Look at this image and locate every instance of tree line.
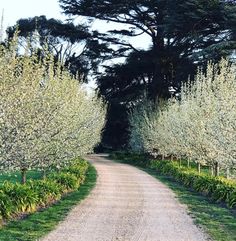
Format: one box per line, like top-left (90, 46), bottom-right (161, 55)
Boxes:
top-left (2, 0), bottom-right (236, 149)
top-left (0, 35), bottom-right (106, 183)
top-left (129, 59), bottom-right (236, 177)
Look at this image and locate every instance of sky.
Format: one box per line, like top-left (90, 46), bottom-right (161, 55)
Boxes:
top-left (0, 0), bottom-right (150, 47)
top-left (0, 0), bottom-right (151, 89)
top-left (1, 0), bottom-right (65, 30)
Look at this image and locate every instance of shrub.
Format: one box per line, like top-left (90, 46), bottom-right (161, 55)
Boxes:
top-left (0, 158), bottom-right (89, 223)
top-left (28, 180), bottom-right (62, 206)
top-left (150, 160), bottom-right (236, 208)
top-left (48, 173), bottom-right (79, 191)
top-left (62, 159), bottom-right (89, 182)
top-left (0, 190), bottom-right (14, 219)
top-left (1, 182), bottom-right (38, 214)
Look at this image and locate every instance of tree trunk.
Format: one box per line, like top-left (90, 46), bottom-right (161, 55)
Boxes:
top-left (179, 159), bottom-right (182, 167)
top-left (198, 163), bottom-right (201, 174)
top-left (214, 162), bottom-right (220, 177)
top-left (210, 165), bottom-right (214, 176)
top-left (21, 168), bottom-right (27, 184)
top-left (43, 169), bottom-right (46, 180)
top-left (226, 167), bottom-right (230, 179)
top-left (148, 41), bottom-right (167, 100)
top-left (162, 154), bottom-right (164, 160)
top-left (187, 158), bottom-right (190, 168)
top-left (170, 155), bottom-right (173, 162)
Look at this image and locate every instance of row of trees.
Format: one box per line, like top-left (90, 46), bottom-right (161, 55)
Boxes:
top-left (0, 36), bottom-right (106, 183)
top-left (2, 1), bottom-right (236, 149)
top-left (129, 59), bottom-right (236, 177)
top-left (59, 0), bottom-right (236, 148)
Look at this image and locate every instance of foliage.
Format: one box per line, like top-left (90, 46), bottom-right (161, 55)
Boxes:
top-left (0, 36), bottom-right (106, 181)
top-left (150, 160), bottom-right (236, 208)
top-left (60, 0), bottom-right (236, 149)
top-left (0, 164), bottom-right (97, 241)
top-left (6, 15), bottom-right (110, 80)
top-left (0, 158), bottom-right (88, 223)
top-left (128, 59), bottom-right (236, 176)
top-left (48, 173), bottom-right (79, 191)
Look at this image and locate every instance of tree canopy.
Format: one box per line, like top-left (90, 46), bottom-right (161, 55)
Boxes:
top-left (0, 36), bottom-right (106, 181)
top-left (59, 0), bottom-right (236, 148)
top-left (6, 15), bottom-right (111, 81)
top-left (60, 0), bottom-right (236, 95)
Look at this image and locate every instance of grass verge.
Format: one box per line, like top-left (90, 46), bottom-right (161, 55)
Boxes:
top-left (111, 155), bottom-right (236, 241)
top-left (0, 164), bottom-right (97, 241)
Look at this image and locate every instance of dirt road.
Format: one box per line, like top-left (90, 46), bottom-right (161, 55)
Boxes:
top-left (42, 154), bottom-right (208, 241)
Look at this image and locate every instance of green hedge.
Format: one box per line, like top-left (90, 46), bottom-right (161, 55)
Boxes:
top-left (0, 159), bottom-right (89, 224)
top-left (110, 152), bottom-right (236, 209)
top-left (150, 160), bottom-right (236, 208)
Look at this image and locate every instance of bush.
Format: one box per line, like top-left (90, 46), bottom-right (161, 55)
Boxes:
top-left (62, 159), bottom-right (89, 183)
top-left (150, 160), bottom-right (236, 208)
top-left (28, 180), bottom-right (62, 206)
top-left (48, 173), bottom-right (79, 191)
top-left (0, 190), bottom-right (14, 219)
top-left (0, 158), bottom-right (89, 223)
top-left (1, 182), bottom-right (38, 214)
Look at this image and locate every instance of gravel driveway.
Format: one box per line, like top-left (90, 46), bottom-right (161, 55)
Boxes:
top-left (42, 154), bottom-right (208, 241)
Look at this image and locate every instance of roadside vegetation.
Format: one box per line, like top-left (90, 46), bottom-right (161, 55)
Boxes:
top-left (0, 163), bottom-right (97, 241)
top-left (0, 159), bottom-right (88, 225)
top-left (0, 35), bottom-right (103, 239)
top-left (129, 59), bottom-right (236, 178)
top-left (111, 152), bottom-right (236, 241)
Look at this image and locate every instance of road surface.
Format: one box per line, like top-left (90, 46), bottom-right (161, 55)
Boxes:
top-left (42, 154), bottom-right (208, 241)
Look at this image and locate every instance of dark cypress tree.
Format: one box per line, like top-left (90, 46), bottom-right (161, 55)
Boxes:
top-left (60, 0), bottom-right (236, 149)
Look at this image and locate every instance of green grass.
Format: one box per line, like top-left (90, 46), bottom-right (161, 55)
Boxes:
top-left (0, 170), bottom-right (43, 184)
top-left (0, 164), bottom-right (97, 241)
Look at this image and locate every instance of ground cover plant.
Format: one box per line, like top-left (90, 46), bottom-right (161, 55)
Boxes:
top-left (0, 163), bottom-right (97, 241)
top-left (0, 158), bottom-right (89, 226)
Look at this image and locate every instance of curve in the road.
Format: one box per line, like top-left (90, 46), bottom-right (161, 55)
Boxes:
top-left (42, 154), bottom-right (208, 241)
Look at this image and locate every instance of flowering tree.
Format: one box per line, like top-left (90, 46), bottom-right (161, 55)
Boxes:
top-left (129, 59), bottom-right (236, 177)
top-left (0, 37), bottom-right (106, 183)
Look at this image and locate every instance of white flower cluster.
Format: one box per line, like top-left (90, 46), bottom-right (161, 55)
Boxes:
top-left (129, 59), bottom-right (236, 176)
top-left (0, 37), bottom-right (106, 172)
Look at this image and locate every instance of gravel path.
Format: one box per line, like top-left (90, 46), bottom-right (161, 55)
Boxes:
top-left (42, 154), bottom-right (208, 241)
